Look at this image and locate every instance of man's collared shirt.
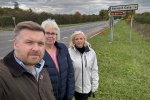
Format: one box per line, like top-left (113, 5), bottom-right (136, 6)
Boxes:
top-left (13, 52), bottom-right (45, 81)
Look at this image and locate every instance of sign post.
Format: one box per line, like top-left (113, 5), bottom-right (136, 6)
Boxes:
top-left (129, 10), bottom-right (133, 42)
top-left (12, 17), bottom-right (16, 26)
top-left (108, 4), bottom-right (138, 42)
top-left (109, 16), bottom-right (114, 43)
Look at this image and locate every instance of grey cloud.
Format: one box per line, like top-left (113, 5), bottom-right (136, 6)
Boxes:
top-left (0, 0), bottom-right (150, 14)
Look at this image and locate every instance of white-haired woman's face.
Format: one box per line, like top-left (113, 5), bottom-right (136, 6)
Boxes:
top-left (74, 33), bottom-right (85, 48)
top-left (44, 26), bottom-right (57, 46)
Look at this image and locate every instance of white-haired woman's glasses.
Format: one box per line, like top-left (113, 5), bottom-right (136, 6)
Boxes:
top-left (45, 32), bottom-right (57, 36)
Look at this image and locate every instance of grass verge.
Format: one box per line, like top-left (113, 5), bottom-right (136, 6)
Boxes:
top-left (0, 27), bottom-right (14, 31)
top-left (86, 20), bottom-right (150, 100)
top-left (132, 22), bottom-right (150, 39)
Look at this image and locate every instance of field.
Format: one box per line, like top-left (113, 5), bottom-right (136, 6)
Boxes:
top-left (85, 20), bottom-right (150, 100)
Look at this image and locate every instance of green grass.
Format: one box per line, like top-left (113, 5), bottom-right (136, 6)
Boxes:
top-left (85, 20), bottom-right (150, 100)
top-left (0, 27), bottom-right (14, 31)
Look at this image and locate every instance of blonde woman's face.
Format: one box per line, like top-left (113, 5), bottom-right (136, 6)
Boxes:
top-left (74, 33), bottom-right (85, 48)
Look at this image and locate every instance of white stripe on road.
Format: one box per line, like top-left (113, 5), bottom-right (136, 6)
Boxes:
top-left (62, 37), bottom-right (68, 39)
top-left (89, 32), bottom-right (100, 39)
top-left (61, 28), bottom-right (75, 32)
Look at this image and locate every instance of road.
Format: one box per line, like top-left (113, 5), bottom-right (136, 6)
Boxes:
top-left (0, 20), bottom-right (119, 59)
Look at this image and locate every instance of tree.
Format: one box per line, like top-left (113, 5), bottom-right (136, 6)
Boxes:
top-left (29, 8), bottom-right (32, 12)
top-left (82, 14), bottom-right (87, 23)
top-left (75, 11), bottom-right (82, 23)
top-left (0, 8), bottom-right (4, 16)
top-left (122, 10), bottom-right (136, 20)
top-left (99, 9), bottom-right (109, 20)
top-left (99, 10), bottom-right (105, 19)
top-left (14, 2), bottom-right (19, 10)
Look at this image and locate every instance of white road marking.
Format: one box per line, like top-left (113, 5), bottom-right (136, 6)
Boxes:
top-left (80, 26), bottom-right (88, 28)
top-left (61, 28), bottom-right (75, 32)
top-left (89, 27), bottom-right (103, 39)
top-left (62, 37), bottom-right (68, 39)
top-left (89, 32), bottom-right (100, 39)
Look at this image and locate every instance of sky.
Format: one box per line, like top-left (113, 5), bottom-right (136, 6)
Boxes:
top-left (0, 0), bottom-right (150, 15)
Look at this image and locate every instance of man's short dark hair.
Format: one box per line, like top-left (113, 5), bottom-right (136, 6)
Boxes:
top-left (14, 21), bottom-right (45, 40)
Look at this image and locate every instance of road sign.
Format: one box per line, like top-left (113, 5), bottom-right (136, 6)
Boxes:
top-left (12, 17), bottom-right (16, 26)
top-left (108, 4), bottom-right (138, 12)
top-left (109, 11), bottom-right (126, 16)
top-left (12, 17), bottom-right (15, 21)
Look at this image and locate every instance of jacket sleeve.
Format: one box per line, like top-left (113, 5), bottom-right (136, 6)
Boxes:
top-left (64, 45), bottom-right (75, 100)
top-left (0, 77), bottom-right (5, 100)
top-left (91, 50), bottom-right (99, 93)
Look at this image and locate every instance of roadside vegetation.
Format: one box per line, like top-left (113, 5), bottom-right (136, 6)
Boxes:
top-left (0, 27), bottom-right (14, 31)
top-left (126, 12), bottom-right (150, 39)
top-left (132, 22), bottom-right (150, 39)
top-left (86, 20), bottom-right (150, 100)
top-left (0, 2), bottom-right (102, 27)
top-left (134, 12), bottom-right (150, 24)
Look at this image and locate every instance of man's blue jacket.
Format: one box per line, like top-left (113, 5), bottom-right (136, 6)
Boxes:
top-left (43, 42), bottom-right (75, 100)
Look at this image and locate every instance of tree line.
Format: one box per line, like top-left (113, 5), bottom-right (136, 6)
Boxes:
top-left (133, 12), bottom-right (150, 24)
top-left (0, 7), bottom-right (102, 27)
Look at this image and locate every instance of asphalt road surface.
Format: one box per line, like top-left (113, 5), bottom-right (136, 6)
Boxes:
top-left (0, 20), bottom-right (119, 59)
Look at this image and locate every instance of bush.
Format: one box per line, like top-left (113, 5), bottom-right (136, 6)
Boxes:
top-left (134, 15), bottom-right (150, 24)
top-left (0, 16), bottom-right (14, 27)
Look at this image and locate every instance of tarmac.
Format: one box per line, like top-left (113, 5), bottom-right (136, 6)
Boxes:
top-left (0, 26), bottom-right (109, 60)
top-left (59, 26), bottom-right (110, 47)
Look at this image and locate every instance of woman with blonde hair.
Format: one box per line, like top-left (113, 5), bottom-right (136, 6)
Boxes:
top-left (68, 31), bottom-right (99, 100)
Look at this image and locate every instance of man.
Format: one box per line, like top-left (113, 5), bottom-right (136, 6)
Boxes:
top-left (0, 21), bottom-right (56, 100)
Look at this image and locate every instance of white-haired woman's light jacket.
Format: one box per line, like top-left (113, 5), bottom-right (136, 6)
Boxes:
top-left (68, 45), bottom-right (99, 93)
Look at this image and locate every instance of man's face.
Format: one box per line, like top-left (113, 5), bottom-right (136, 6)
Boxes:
top-left (14, 29), bottom-right (45, 68)
top-left (44, 26), bottom-right (57, 45)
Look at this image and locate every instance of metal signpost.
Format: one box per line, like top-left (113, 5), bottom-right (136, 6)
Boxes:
top-left (109, 11), bottom-right (126, 43)
top-left (109, 16), bottom-right (114, 43)
top-left (12, 17), bottom-right (16, 26)
top-left (108, 4), bottom-right (138, 42)
top-left (129, 10), bottom-right (133, 42)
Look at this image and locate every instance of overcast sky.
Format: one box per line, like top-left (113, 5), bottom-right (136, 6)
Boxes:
top-left (0, 0), bottom-right (150, 15)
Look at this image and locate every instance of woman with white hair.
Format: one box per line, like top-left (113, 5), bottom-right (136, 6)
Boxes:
top-left (68, 31), bottom-right (99, 100)
top-left (41, 19), bottom-right (75, 100)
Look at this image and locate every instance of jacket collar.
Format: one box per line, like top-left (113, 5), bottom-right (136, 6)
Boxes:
top-left (84, 46), bottom-right (90, 52)
top-left (54, 41), bottom-right (61, 50)
top-left (3, 50), bottom-right (48, 76)
top-left (44, 41), bottom-right (62, 60)
top-left (72, 45), bottom-right (90, 53)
